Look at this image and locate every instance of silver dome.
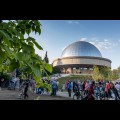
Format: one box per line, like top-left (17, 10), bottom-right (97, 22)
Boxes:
top-left (61, 41), bottom-right (102, 58)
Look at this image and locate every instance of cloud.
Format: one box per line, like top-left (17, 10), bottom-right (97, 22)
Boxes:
top-left (79, 38), bottom-right (87, 41)
top-left (104, 39), bottom-right (108, 42)
top-left (74, 21), bottom-right (79, 24)
top-left (67, 20), bottom-right (79, 24)
top-left (89, 39), bottom-right (116, 52)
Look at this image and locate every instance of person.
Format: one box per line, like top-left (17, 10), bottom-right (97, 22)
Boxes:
top-left (23, 79), bottom-right (29, 99)
top-left (31, 80), bottom-right (36, 92)
top-left (11, 76), bottom-right (17, 90)
top-left (108, 82), bottom-right (120, 100)
top-left (73, 81), bottom-right (76, 92)
top-left (105, 81), bottom-right (110, 100)
top-left (52, 79), bottom-right (57, 96)
top-left (67, 81), bottom-right (72, 97)
top-left (77, 80), bottom-right (81, 91)
top-left (82, 81), bottom-right (86, 94)
top-left (65, 80), bottom-right (69, 90)
top-left (115, 82), bottom-right (120, 94)
top-left (62, 84), bottom-right (65, 92)
top-left (98, 82), bottom-right (105, 100)
top-left (93, 83), bottom-right (99, 100)
top-left (87, 81), bottom-right (96, 100)
top-left (85, 81), bottom-right (89, 95)
top-left (56, 80), bottom-right (59, 91)
top-left (0, 78), bottom-right (4, 90)
top-left (19, 78), bottom-right (23, 91)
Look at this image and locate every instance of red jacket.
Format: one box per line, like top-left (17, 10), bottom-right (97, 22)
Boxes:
top-left (87, 85), bottom-right (95, 100)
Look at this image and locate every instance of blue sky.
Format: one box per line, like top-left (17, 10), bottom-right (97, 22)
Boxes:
top-left (29, 20), bottom-right (120, 70)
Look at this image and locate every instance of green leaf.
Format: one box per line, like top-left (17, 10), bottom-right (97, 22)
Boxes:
top-left (28, 37), bottom-right (43, 50)
top-left (23, 66), bottom-right (32, 74)
top-left (21, 42), bottom-right (35, 54)
top-left (36, 26), bottom-right (41, 35)
top-left (34, 20), bottom-right (40, 26)
top-left (9, 61), bottom-right (20, 72)
top-left (28, 42), bottom-right (34, 47)
top-left (0, 50), bottom-right (7, 62)
top-left (20, 34), bottom-right (24, 39)
top-left (0, 30), bottom-right (13, 41)
top-left (26, 62), bottom-right (41, 78)
top-left (34, 76), bottom-right (42, 84)
top-left (15, 52), bottom-right (30, 61)
top-left (45, 63), bottom-right (52, 73)
top-left (0, 45), bottom-right (11, 55)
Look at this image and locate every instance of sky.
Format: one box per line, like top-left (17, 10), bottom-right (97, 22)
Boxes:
top-left (28, 20), bottom-right (120, 70)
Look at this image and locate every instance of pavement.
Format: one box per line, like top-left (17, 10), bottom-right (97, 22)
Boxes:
top-left (0, 88), bottom-right (73, 100)
top-left (43, 91), bottom-right (80, 100)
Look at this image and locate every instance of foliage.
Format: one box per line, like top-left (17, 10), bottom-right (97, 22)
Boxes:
top-left (92, 65), bottom-right (100, 81)
top-left (0, 20), bottom-right (52, 85)
top-left (44, 51), bottom-right (49, 63)
top-left (111, 69), bottom-right (119, 80)
top-left (99, 66), bottom-right (111, 81)
top-left (0, 72), bottom-right (12, 81)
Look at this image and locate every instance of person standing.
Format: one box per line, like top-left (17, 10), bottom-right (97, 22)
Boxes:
top-left (52, 79), bottom-right (57, 96)
top-left (105, 81), bottom-right (110, 100)
top-left (73, 81), bottom-right (76, 93)
top-left (56, 80), bottom-right (59, 91)
top-left (62, 84), bottom-right (65, 92)
top-left (115, 82), bottom-right (120, 94)
top-left (67, 81), bottom-right (72, 97)
top-left (0, 78), bottom-right (4, 90)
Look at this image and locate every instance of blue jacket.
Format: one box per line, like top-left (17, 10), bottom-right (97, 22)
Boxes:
top-left (52, 81), bottom-right (57, 89)
top-left (68, 82), bottom-right (72, 90)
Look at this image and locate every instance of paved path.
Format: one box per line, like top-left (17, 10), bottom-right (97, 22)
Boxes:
top-left (0, 89), bottom-right (73, 100)
top-left (56, 91), bottom-right (74, 99)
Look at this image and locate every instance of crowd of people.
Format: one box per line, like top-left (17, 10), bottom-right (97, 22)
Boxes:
top-left (1, 74), bottom-right (120, 100)
top-left (64, 80), bottom-right (120, 100)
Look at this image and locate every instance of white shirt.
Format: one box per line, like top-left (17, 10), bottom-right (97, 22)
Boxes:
top-left (115, 84), bottom-right (120, 91)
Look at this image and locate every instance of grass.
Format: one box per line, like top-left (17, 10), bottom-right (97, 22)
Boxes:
top-left (57, 75), bottom-right (92, 89)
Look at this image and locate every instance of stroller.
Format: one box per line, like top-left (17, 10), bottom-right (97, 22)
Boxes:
top-left (8, 80), bottom-right (16, 90)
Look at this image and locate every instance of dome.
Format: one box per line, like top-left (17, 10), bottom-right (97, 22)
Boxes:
top-left (61, 41), bottom-right (102, 58)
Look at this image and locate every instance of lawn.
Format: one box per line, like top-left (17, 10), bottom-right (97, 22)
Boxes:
top-left (57, 75), bottom-right (92, 89)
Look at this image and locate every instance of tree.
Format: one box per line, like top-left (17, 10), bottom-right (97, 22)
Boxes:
top-left (99, 66), bottom-right (111, 81)
top-left (117, 66), bottom-right (120, 77)
top-left (0, 20), bottom-right (52, 89)
top-left (92, 65), bottom-right (100, 81)
top-left (111, 69), bottom-right (119, 80)
top-left (44, 51), bottom-right (49, 63)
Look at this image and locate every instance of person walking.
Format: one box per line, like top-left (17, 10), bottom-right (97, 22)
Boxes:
top-left (87, 81), bottom-right (96, 100)
top-left (108, 82), bottom-right (120, 100)
top-left (23, 79), bottom-right (29, 99)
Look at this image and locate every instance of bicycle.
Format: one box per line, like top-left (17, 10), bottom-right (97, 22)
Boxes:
top-left (73, 90), bottom-right (83, 100)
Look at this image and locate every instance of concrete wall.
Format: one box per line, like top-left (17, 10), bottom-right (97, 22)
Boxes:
top-left (53, 56), bottom-right (111, 68)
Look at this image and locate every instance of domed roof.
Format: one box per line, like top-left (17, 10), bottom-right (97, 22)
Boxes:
top-left (61, 41), bottom-right (102, 58)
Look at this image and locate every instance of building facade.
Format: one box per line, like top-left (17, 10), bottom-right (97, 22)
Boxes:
top-left (52, 41), bottom-right (111, 74)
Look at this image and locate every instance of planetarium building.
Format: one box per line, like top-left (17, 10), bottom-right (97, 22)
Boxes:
top-left (52, 41), bottom-right (111, 74)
